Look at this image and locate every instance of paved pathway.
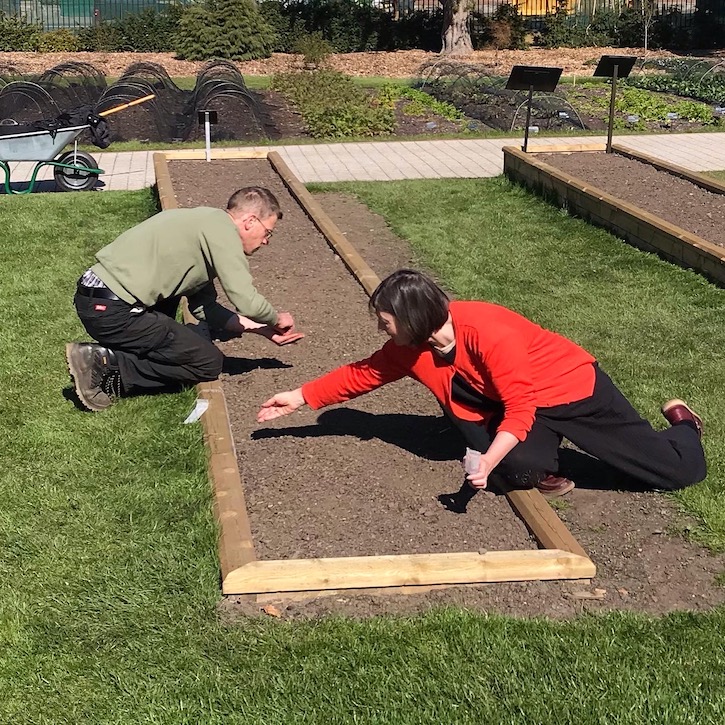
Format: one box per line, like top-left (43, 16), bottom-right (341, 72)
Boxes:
top-left (6, 132), bottom-right (725, 191)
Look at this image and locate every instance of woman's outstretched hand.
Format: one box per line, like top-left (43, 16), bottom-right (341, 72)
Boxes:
top-left (257, 388), bottom-right (306, 422)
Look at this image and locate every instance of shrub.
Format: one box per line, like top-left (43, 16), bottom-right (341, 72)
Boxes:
top-left (77, 23), bottom-right (123, 51)
top-left (272, 70), bottom-right (395, 138)
top-left (294, 31), bottom-right (334, 69)
top-left (0, 12), bottom-right (40, 51)
top-left (470, 3), bottom-right (527, 50)
top-left (35, 28), bottom-right (81, 53)
top-left (259, 0), bottom-right (294, 52)
top-left (260, 0), bottom-right (442, 53)
top-left (175, 0), bottom-right (274, 61)
top-left (112, 6), bottom-right (183, 52)
top-left (377, 84), bottom-right (464, 121)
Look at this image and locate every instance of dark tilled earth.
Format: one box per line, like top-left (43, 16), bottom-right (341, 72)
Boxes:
top-left (168, 158), bottom-right (724, 620)
top-left (539, 151), bottom-right (725, 248)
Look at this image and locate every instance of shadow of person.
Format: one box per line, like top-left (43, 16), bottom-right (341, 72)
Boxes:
top-left (437, 480), bottom-right (481, 514)
top-left (252, 407), bottom-right (466, 462)
top-left (222, 356), bottom-right (292, 376)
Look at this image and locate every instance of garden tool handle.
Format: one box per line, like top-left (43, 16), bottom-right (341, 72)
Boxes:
top-left (99, 94), bottom-right (156, 117)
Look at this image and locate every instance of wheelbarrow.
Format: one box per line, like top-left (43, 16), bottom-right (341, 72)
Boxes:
top-left (0, 94), bottom-right (155, 195)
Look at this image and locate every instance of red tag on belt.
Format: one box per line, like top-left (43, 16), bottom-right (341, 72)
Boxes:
top-left (94, 304), bottom-right (107, 311)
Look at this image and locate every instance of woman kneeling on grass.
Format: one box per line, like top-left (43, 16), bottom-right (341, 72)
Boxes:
top-left (257, 269), bottom-right (706, 498)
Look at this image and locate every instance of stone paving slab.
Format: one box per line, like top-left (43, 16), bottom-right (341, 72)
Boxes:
top-left (3, 133), bottom-right (725, 193)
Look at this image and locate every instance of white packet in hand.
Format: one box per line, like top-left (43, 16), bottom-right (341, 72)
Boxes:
top-left (463, 447), bottom-right (481, 475)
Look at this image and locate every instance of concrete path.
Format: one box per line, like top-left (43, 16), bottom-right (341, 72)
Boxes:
top-left (5, 132), bottom-right (725, 191)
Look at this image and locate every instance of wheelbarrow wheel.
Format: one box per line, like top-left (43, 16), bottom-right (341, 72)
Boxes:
top-left (54, 150), bottom-right (99, 192)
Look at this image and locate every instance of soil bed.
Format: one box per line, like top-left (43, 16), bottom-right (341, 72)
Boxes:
top-left (168, 157), bottom-right (724, 620)
top-left (539, 151), bottom-right (725, 247)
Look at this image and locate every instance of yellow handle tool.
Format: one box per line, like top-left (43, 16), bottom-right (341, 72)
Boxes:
top-left (98, 94), bottom-right (156, 117)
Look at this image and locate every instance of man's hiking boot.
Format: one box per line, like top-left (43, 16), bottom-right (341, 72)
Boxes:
top-left (661, 399), bottom-right (703, 440)
top-left (535, 475), bottom-right (575, 499)
top-left (66, 342), bottom-right (123, 412)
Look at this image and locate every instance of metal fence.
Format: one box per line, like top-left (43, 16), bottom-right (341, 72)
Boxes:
top-left (0, 0), bottom-right (182, 30)
top-left (0, 0), bottom-right (718, 35)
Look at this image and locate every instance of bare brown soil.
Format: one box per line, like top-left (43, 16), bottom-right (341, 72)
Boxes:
top-left (539, 152), bottom-right (725, 248)
top-left (0, 47), bottom-right (680, 79)
top-left (167, 157), bottom-right (725, 620)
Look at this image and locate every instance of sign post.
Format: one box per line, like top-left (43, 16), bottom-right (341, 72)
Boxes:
top-left (593, 55), bottom-right (637, 153)
top-left (505, 66), bottom-right (563, 153)
top-left (197, 110), bottom-right (219, 162)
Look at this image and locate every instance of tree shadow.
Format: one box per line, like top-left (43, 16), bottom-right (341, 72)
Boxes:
top-left (252, 407), bottom-right (466, 462)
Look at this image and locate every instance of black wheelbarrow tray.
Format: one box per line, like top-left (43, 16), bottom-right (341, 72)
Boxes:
top-left (0, 93), bottom-right (155, 195)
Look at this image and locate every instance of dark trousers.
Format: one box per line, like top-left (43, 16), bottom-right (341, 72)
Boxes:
top-left (445, 366), bottom-right (706, 491)
top-left (74, 292), bottom-right (223, 393)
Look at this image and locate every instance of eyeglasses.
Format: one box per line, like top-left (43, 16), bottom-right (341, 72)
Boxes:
top-left (254, 216), bottom-right (274, 240)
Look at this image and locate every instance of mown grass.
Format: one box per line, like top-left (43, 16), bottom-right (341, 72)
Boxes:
top-left (706, 169), bottom-right (725, 182)
top-left (1, 187), bottom-right (724, 724)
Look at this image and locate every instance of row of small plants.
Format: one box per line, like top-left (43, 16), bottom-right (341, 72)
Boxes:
top-left (565, 81), bottom-right (723, 128)
top-left (377, 85), bottom-right (464, 122)
top-left (270, 70), bottom-right (464, 138)
top-left (625, 75), bottom-right (725, 108)
top-left (612, 86), bottom-right (721, 127)
top-left (271, 70), bottom-right (396, 138)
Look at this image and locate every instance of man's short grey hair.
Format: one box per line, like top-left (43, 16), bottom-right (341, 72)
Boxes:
top-left (227, 187), bottom-right (283, 219)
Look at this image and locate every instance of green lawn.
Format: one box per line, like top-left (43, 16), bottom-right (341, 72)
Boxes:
top-left (706, 169), bottom-right (725, 182)
top-left (1, 186), bottom-right (724, 724)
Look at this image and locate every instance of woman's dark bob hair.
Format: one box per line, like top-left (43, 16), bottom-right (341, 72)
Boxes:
top-left (369, 269), bottom-right (450, 346)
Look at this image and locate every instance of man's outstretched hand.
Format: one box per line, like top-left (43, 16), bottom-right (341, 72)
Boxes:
top-left (230, 313), bottom-right (305, 346)
top-left (257, 388), bottom-right (306, 422)
top-left (257, 326), bottom-right (305, 346)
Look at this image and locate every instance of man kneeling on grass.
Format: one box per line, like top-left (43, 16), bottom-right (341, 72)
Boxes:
top-left (66, 186), bottom-right (303, 412)
top-left (257, 269), bottom-right (706, 499)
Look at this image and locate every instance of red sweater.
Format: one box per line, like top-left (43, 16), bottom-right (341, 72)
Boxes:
top-left (302, 301), bottom-right (596, 441)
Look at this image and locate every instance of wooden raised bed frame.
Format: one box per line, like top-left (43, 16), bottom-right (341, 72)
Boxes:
top-left (503, 143), bottom-right (725, 286)
top-left (153, 149), bottom-right (596, 600)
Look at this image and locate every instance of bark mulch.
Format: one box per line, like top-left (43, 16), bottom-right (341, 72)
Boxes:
top-left (168, 157), bottom-right (725, 620)
top-left (0, 48), bottom-right (681, 79)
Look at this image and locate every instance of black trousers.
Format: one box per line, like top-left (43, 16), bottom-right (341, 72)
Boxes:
top-left (74, 292), bottom-right (223, 393)
top-left (445, 365), bottom-right (706, 491)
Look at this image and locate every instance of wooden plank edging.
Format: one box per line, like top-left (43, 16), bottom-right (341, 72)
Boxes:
top-left (160, 148), bottom-right (269, 160)
top-left (611, 143), bottom-right (725, 195)
top-left (524, 143), bottom-right (607, 153)
top-left (154, 149), bottom-right (596, 598)
top-left (155, 151), bottom-right (257, 584)
top-left (268, 151), bottom-right (381, 297)
top-left (223, 549), bottom-right (596, 595)
top-left (503, 146), bottom-right (725, 285)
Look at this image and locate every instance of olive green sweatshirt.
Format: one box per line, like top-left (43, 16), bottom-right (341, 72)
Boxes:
top-left (91, 207), bottom-right (277, 329)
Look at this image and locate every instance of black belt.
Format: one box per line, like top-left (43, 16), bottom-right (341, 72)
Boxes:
top-left (76, 284), bottom-right (121, 301)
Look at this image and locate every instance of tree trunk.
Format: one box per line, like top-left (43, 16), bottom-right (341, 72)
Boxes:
top-left (441, 0), bottom-right (473, 55)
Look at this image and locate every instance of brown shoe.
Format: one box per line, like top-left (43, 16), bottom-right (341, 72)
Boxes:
top-left (66, 342), bottom-right (122, 412)
top-left (661, 399), bottom-right (703, 439)
top-left (535, 475), bottom-right (575, 499)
